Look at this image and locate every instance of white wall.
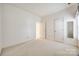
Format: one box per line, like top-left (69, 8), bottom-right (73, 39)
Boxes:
top-left (42, 5), bottom-right (77, 46)
top-left (2, 4), bottom-right (41, 48)
top-left (77, 13), bottom-right (79, 47)
top-left (0, 4), bottom-right (2, 54)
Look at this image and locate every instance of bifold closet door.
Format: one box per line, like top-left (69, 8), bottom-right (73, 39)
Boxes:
top-left (54, 19), bottom-right (64, 43)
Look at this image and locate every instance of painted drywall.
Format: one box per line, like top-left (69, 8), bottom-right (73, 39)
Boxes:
top-left (42, 5), bottom-right (77, 46)
top-left (75, 11), bottom-right (79, 47)
top-left (2, 4), bottom-right (41, 48)
top-left (77, 14), bottom-right (79, 47)
top-left (0, 4), bottom-right (2, 54)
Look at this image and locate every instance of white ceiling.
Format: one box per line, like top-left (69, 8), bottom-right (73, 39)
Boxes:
top-left (11, 3), bottom-right (76, 17)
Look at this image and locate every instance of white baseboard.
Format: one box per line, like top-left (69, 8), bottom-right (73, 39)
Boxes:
top-left (2, 38), bottom-right (35, 49)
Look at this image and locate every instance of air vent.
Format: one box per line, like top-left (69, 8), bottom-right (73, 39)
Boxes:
top-left (68, 3), bottom-right (71, 5)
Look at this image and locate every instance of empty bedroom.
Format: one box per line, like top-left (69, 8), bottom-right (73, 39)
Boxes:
top-left (0, 3), bottom-right (79, 56)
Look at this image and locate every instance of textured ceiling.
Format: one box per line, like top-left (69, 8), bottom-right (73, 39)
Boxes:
top-left (10, 3), bottom-right (76, 17)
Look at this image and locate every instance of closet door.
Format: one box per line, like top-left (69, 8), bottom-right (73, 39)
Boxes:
top-left (54, 18), bottom-right (64, 43)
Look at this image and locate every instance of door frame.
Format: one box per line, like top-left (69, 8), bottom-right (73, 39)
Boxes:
top-left (64, 17), bottom-right (78, 46)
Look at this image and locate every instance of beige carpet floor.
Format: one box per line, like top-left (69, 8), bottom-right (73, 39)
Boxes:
top-left (1, 40), bottom-right (79, 56)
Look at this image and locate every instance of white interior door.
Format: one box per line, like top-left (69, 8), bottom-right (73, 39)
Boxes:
top-left (54, 19), bottom-right (64, 42)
